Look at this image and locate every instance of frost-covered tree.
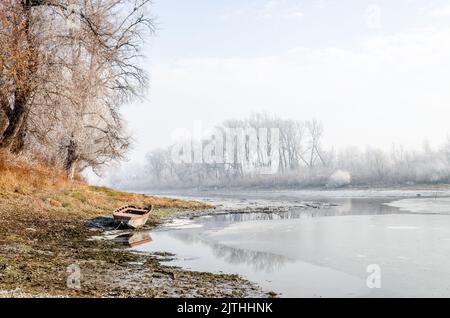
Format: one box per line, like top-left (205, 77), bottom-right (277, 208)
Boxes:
top-left (0, 0), bottom-right (153, 178)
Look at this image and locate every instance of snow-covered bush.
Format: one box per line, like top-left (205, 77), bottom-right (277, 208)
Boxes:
top-left (327, 170), bottom-right (351, 187)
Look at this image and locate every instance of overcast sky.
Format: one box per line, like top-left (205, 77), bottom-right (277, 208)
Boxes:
top-left (95, 0), bottom-right (450, 181)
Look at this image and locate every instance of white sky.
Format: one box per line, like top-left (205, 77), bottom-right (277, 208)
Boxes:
top-left (94, 0), bottom-right (450, 181)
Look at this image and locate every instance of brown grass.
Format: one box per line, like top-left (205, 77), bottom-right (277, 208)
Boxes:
top-left (0, 150), bottom-right (70, 197)
top-left (0, 151), bottom-right (210, 247)
top-left (0, 151), bottom-right (221, 297)
top-left (0, 150), bottom-right (209, 217)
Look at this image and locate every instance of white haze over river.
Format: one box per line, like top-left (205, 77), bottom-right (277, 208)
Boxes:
top-left (133, 188), bottom-right (450, 297)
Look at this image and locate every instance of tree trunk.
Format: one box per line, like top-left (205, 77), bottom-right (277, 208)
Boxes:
top-left (0, 93), bottom-right (29, 150)
top-left (0, 3), bottom-right (35, 152)
top-left (68, 160), bottom-right (78, 181)
top-left (64, 139), bottom-right (79, 181)
top-left (0, 107), bottom-right (8, 137)
top-left (10, 115), bottom-right (28, 154)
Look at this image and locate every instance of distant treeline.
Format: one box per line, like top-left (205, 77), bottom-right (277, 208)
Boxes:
top-left (109, 113), bottom-right (450, 190)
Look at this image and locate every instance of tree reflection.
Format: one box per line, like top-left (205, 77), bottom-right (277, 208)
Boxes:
top-left (168, 229), bottom-right (291, 272)
top-left (211, 242), bottom-right (291, 273)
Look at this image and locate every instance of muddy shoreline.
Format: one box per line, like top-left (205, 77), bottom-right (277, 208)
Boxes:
top-left (0, 184), bottom-right (273, 298)
top-left (85, 208), bottom-right (274, 298)
top-left (0, 212), bottom-right (271, 298)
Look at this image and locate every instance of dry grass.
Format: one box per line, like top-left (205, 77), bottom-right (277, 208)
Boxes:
top-left (0, 151), bottom-right (228, 297)
top-left (0, 151), bottom-right (70, 197)
top-left (0, 150), bottom-right (209, 219)
top-left (0, 150), bottom-right (210, 246)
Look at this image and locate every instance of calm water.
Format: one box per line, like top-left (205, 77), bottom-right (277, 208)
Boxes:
top-left (133, 190), bottom-right (450, 297)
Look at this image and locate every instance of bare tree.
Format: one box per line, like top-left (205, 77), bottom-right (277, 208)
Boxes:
top-left (145, 149), bottom-right (169, 182)
top-left (305, 119), bottom-right (325, 167)
top-left (0, 0), bottom-right (153, 178)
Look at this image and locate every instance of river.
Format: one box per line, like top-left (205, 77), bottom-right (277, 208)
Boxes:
top-left (132, 188), bottom-right (450, 297)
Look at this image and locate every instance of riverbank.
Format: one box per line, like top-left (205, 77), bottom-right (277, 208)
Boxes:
top-left (0, 154), bottom-right (267, 297)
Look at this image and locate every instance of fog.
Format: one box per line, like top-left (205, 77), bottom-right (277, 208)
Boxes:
top-left (89, 1), bottom-right (450, 188)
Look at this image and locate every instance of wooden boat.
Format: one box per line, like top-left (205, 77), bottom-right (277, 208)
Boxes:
top-left (113, 205), bottom-right (153, 229)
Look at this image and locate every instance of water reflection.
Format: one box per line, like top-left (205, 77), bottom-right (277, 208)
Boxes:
top-left (114, 231), bottom-right (153, 247)
top-left (211, 243), bottom-right (290, 272)
top-left (134, 198), bottom-right (402, 274)
top-left (196, 198), bottom-right (402, 226)
top-left (131, 196), bottom-right (450, 297)
top-left (155, 228), bottom-right (290, 272)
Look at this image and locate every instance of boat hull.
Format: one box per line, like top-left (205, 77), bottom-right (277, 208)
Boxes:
top-left (113, 205), bottom-right (152, 229)
top-left (124, 214), bottom-right (150, 229)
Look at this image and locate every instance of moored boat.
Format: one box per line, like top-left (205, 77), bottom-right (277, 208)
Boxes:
top-left (113, 205), bottom-right (153, 229)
